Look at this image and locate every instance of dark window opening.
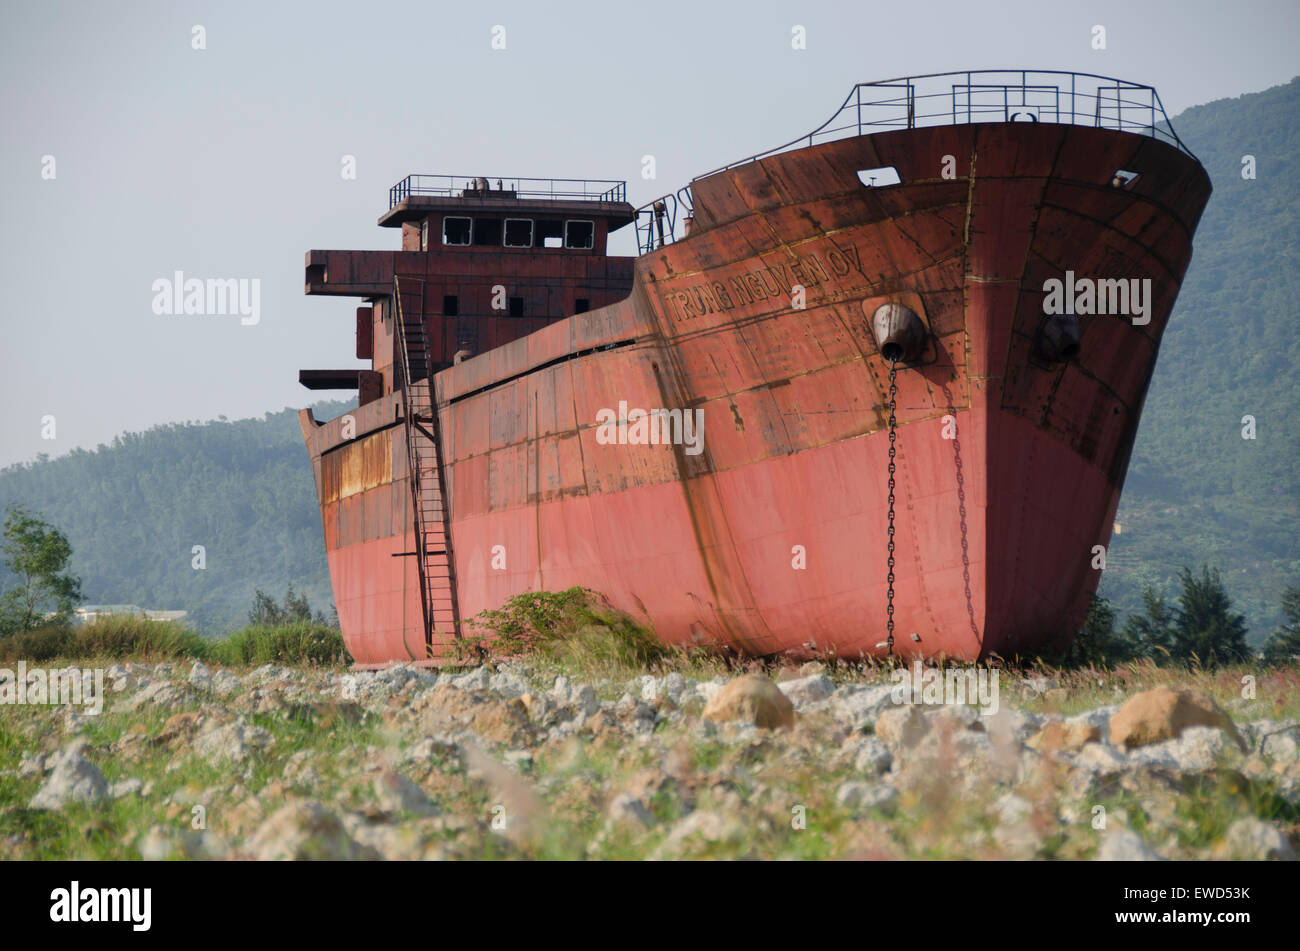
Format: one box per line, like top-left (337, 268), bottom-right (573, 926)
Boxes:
top-left (504, 218), bottom-right (533, 248)
top-left (574, 298), bottom-right (590, 314)
top-left (508, 296), bottom-right (524, 317)
top-left (473, 218), bottom-right (502, 246)
top-left (443, 294), bottom-right (459, 317)
top-left (443, 216), bottom-right (471, 245)
top-left (565, 220), bottom-right (594, 250)
top-left (537, 219), bottom-right (563, 248)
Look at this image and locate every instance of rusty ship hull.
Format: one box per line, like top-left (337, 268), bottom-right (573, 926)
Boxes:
top-left (298, 73), bottom-right (1211, 666)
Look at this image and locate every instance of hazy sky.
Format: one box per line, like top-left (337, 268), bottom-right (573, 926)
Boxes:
top-left (2, 0), bottom-right (1297, 469)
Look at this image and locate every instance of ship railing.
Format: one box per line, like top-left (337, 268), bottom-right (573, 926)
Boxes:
top-left (694, 69), bottom-right (1198, 181)
top-left (389, 175), bottom-right (627, 209)
top-left (633, 186), bottom-right (694, 255)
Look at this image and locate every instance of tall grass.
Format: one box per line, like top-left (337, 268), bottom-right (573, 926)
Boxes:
top-left (0, 617), bottom-right (207, 663)
top-left (209, 622), bottom-right (350, 667)
top-left (0, 616), bottom-right (350, 667)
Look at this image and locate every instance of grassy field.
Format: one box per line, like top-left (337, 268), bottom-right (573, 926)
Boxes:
top-left (0, 606), bottom-right (1297, 861)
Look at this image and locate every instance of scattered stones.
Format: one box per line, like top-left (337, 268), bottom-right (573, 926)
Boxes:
top-left (5, 655), bottom-right (1297, 862)
top-left (874, 704), bottom-right (930, 748)
top-left (833, 685), bottom-right (895, 730)
top-left (835, 781), bottom-right (899, 813)
top-left (247, 802), bottom-right (379, 860)
top-left (702, 675), bottom-right (795, 730)
top-left (192, 719), bottom-right (274, 765)
top-left (1109, 688), bottom-right (1246, 751)
top-left (843, 734), bottom-right (892, 775)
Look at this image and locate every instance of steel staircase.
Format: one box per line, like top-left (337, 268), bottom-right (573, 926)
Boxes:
top-left (392, 275), bottom-right (459, 657)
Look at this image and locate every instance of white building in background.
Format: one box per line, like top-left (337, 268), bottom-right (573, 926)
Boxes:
top-left (73, 604), bottom-right (189, 625)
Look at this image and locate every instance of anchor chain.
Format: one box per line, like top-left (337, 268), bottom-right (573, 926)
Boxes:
top-left (886, 355), bottom-right (898, 657)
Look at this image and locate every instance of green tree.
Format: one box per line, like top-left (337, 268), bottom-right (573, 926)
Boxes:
top-left (1168, 565), bottom-right (1250, 666)
top-left (0, 505), bottom-right (82, 634)
top-left (1122, 587), bottom-right (1177, 660)
top-left (248, 583), bottom-right (324, 627)
top-left (1071, 595), bottom-right (1138, 666)
top-left (1262, 584), bottom-right (1300, 665)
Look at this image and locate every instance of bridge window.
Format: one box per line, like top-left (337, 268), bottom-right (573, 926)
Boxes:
top-left (473, 218), bottom-right (502, 246)
top-left (565, 219), bottom-right (595, 250)
top-left (537, 219), bottom-right (563, 248)
top-left (443, 295), bottom-right (459, 316)
top-left (504, 218), bottom-right (533, 248)
top-left (443, 216), bottom-right (471, 246)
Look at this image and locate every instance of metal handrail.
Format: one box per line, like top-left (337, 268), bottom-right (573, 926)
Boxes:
top-left (693, 69), bottom-right (1197, 181)
top-left (390, 175), bottom-right (627, 209)
top-left (634, 186), bottom-right (694, 254)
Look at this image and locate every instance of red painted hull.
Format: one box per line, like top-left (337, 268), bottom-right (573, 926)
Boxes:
top-left (301, 120), bottom-right (1210, 666)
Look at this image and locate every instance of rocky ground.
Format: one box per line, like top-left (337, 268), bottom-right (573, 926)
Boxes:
top-left (1, 658), bottom-right (1297, 860)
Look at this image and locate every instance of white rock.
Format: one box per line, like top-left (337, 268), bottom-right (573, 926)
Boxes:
top-left (778, 674), bottom-right (836, 706)
top-left (1259, 726), bottom-right (1300, 763)
top-left (833, 685), bottom-right (895, 730)
top-left (488, 671), bottom-right (529, 699)
top-left (1223, 817), bottom-right (1295, 860)
top-left (845, 735), bottom-right (892, 775)
top-left (212, 670), bottom-right (240, 697)
top-left (835, 781), bottom-right (899, 812)
top-left (1096, 828), bottom-right (1166, 861)
top-left (110, 778), bottom-right (144, 799)
top-left (193, 720), bottom-right (273, 764)
top-left (661, 672), bottom-right (687, 702)
top-left (451, 667), bottom-right (490, 691)
top-left (29, 744), bottom-right (108, 810)
top-left (188, 661), bottom-right (212, 689)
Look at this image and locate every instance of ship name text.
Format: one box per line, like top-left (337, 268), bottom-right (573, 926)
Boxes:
top-left (663, 244), bottom-right (866, 322)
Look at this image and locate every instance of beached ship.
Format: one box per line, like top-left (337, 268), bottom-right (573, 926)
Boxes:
top-left (298, 70), bottom-right (1211, 667)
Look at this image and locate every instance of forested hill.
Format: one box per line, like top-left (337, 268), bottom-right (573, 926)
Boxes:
top-left (1, 79), bottom-right (1297, 642)
top-left (1098, 76), bottom-right (1300, 641)
top-left (0, 402), bottom-right (353, 634)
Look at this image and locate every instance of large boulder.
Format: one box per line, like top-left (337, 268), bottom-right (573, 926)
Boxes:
top-left (1109, 688), bottom-right (1245, 751)
top-left (702, 675), bottom-right (794, 729)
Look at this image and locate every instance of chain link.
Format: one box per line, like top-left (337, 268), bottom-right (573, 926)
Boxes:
top-left (886, 356), bottom-right (898, 657)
